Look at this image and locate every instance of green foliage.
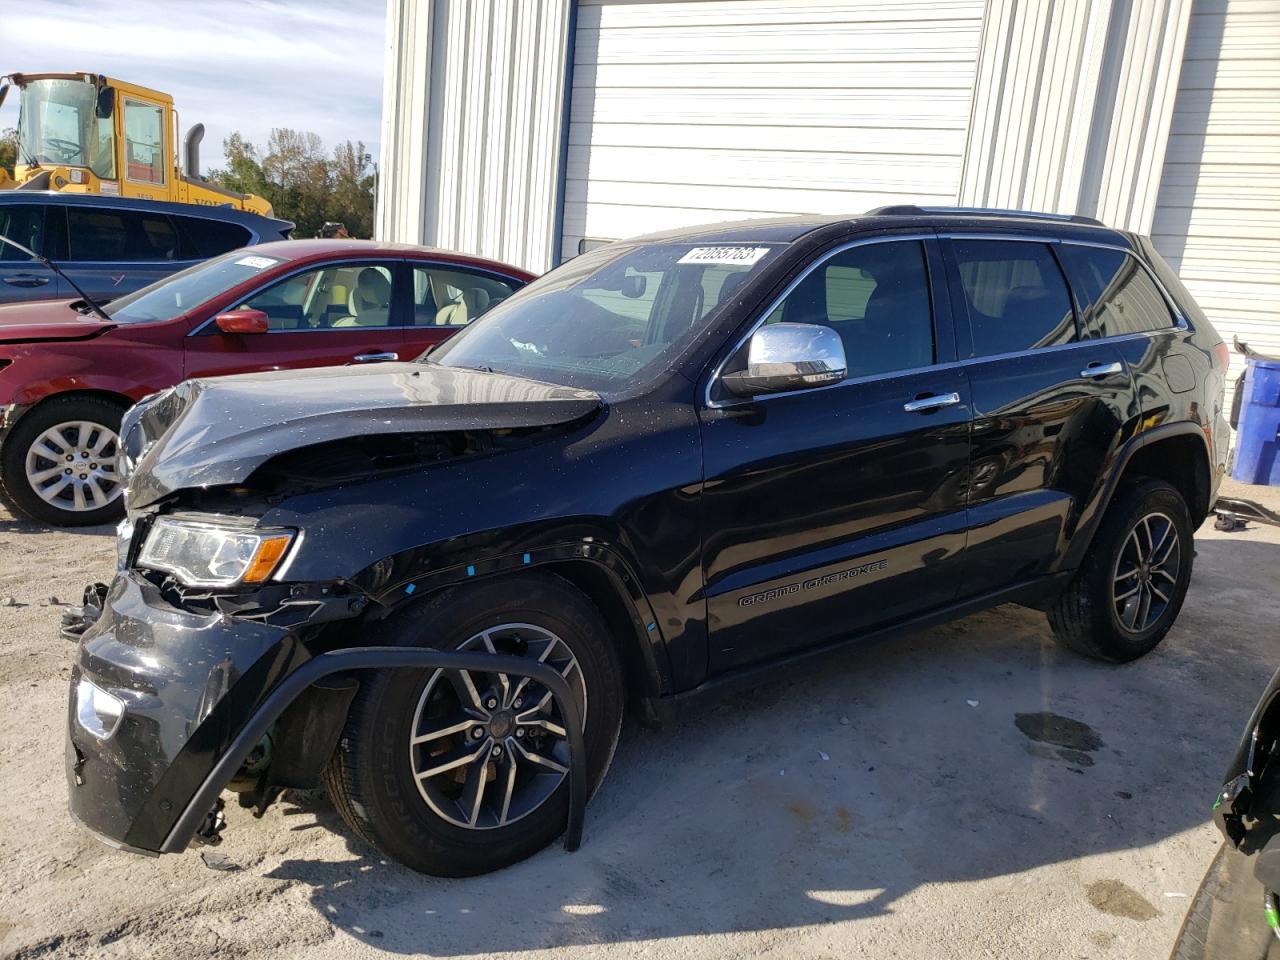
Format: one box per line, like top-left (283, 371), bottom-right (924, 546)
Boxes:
top-left (209, 129), bottom-right (375, 238)
top-left (0, 128), bottom-right (17, 178)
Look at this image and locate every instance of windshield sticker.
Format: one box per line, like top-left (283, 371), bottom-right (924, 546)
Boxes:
top-left (234, 255), bottom-right (280, 270)
top-left (678, 246), bottom-right (771, 267)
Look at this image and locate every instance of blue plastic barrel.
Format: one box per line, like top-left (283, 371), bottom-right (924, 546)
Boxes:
top-left (1233, 356), bottom-right (1280, 485)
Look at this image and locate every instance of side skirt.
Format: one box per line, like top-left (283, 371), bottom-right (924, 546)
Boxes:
top-left (647, 573), bottom-right (1073, 725)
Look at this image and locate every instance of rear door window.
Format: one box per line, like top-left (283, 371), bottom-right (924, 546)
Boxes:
top-left (411, 266), bottom-right (522, 326)
top-left (952, 240), bottom-right (1076, 356)
top-left (0, 205), bottom-right (45, 260)
top-left (66, 207), bottom-right (179, 261)
top-left (174, 216), bottom-right (254, 259)
top-left (1058, 245), bottom-right (1177, 337)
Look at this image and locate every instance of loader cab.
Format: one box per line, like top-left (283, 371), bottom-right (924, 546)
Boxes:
top-left (11, 73), bottom-right (171, 204)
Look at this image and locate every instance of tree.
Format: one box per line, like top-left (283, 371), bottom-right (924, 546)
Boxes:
top-left (0, 128), bottom-right (17, 178)
top-left (209, 129), bottom-right (375, 239)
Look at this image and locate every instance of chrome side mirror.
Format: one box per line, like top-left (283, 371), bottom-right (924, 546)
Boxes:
top-left (721, 322), bottom-right (847, 398)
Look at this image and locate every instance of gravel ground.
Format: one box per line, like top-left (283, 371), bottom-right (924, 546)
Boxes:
top-left (0, 480), bottom-right (1277, 960)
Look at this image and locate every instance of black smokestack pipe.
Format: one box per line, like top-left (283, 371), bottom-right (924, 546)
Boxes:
top-left (183, 123), bottom-right (204, 180)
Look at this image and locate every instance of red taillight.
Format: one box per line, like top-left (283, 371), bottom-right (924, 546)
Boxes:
top-left (1213, 341), bottom-right (1230, 372)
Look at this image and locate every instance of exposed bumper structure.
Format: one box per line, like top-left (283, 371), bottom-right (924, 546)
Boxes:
top-left (67, 573), bottom-right (588, 857)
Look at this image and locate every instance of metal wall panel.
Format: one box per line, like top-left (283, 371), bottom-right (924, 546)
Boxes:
top-left (960, 0), bottom-right (1194, 233)
top-left (377, 0), bottom-right (572, 274)
top-left (1153, 0), bottom-right (1280, 410)
top-left (563, 0), bottom-right (986, 260)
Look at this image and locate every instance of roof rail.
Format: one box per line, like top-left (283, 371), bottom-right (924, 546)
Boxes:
top-left (866, 205), bottom-right (1105, 227)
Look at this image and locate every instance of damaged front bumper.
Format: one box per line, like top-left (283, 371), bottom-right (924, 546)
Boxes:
top-left (66, 570), bottom-right (589, 858)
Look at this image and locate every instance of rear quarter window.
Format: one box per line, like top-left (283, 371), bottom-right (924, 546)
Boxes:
top-left (174, 216), bottom-right (254, 259)
top-left (1058, 245), bottom-right (1177, 338)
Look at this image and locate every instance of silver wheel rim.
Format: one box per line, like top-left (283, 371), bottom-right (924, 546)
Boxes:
top-left (1111, 510), bottom-right (1181, 633)
top-left (24, 420), bottom-right (122, 513)
top-left (408, 623), bottom-right (587, 830)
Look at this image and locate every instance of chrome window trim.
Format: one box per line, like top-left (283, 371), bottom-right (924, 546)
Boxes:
top-left (703, 233), bottom-right (936, 410)
top-left (704, 230), bottom-right (1187, 410)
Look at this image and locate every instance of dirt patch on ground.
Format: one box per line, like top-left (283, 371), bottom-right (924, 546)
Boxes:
top-left (0, 480), bottom-right (1278, 959)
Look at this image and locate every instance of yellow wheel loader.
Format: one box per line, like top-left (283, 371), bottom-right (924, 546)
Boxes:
top-left (0, 72), bottom-right (273, 216)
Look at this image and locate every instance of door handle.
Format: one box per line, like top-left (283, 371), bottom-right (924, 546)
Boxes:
top-left (903, 392), bottom-right (962, 413)
top-left (1081, 361), bottom-right (1123, 378)
top-left (353, 352), bottom-right (399, 363)
top-left (2, 275), bottom-right (50, 287)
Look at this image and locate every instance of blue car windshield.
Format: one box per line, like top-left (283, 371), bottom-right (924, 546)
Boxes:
top-left (424, 241), bottom-right (781, 393)
top-left (103, 251), bottom-right (286, 323)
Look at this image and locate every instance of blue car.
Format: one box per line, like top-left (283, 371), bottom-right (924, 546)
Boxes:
top-left (0, 192), bottom-right (293, 304)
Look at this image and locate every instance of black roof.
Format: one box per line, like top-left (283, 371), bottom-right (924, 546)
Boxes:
top-left (626, 206), bottom-right (1132, 248)
top-left (0, 190), bottom-right (293, 232)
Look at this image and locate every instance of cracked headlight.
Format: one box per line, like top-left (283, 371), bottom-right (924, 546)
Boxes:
top-left (137, 517), bottom-right (295, 588)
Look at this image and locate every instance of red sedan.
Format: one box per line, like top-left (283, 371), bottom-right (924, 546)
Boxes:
top-left (0, 239), bottom-right (534, 525)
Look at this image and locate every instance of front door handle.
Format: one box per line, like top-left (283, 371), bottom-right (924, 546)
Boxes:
top-left (1081, 361), bottom-right (1124, 378)
top-left (2, 275), bottom-right (50, 287)
top-left (353, 352), bottom-right (399, 363)
top-left (903, 392), bottom-right (962, 413)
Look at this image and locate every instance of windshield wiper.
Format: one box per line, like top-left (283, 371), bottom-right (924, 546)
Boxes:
top-left (0, 235), bottom-right (111, 321)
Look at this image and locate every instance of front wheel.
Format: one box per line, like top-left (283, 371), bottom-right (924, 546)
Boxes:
top-left (1048, 479), bottom-right (1194, 662)
top-left (323, 573), bottom-right (625, 876)
top-left (0, 396), bottom-right (127, 526)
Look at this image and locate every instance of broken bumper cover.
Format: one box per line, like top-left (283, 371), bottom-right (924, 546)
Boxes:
top-left (66, 571), bottom-right (588, 857)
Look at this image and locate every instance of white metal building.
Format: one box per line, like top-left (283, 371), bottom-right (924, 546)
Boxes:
top-left (378, 0), bottom-right (1280, 394)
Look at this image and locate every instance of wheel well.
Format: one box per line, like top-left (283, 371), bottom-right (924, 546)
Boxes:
top-left (543, 560), bottom-right (663, 705)
top-left (2, 389), bottom-right (134, 457)
top-left (1119, 433), bottom-right (1211, 525)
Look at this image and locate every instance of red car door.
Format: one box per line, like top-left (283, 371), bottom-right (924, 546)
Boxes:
top-left (184, 259), bottom-right (406, 379)
top-left (400, 260), bottom-right (527, 358)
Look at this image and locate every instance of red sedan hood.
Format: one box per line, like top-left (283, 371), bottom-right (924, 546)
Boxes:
top-left (0, 299), bottom-right (113, 343)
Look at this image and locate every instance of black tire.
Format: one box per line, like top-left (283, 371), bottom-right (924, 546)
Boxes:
top-left (0, 396), bottom-right (128, 527)
top-left (1048, 478), bottom-right (1193, 662)
top-left (1170, 843), bottom-right (1279, 960)
top-left (323, 572), bottom-right (625, 876)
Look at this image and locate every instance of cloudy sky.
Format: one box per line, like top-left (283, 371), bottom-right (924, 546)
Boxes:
top-left (1, 0), bottom-right (387, 173)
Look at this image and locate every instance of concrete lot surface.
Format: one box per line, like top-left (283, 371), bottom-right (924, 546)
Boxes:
top-left (0, 481), bottom-right (1277, 960)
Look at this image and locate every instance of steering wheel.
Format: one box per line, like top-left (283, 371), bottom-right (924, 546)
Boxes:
top-left (42, 137), bottom-right (81, 162)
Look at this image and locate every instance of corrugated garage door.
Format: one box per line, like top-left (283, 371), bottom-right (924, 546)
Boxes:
top-left (1152, 0), bottom-right (1280, 416)
top-left (562, 0), bottom-right (985, 260)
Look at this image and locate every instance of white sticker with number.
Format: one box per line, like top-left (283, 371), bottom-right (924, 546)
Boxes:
top-left (234, 255), bottom-right (280, 270)
top-left (677, 246), bottom-right (771, 266)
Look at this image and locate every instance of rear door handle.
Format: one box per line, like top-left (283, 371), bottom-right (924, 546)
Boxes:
top-left (353, 352), bottom-right (399, 363)
top-left (2, 275), bottom-right (50, 287)
top-left (1081, 361), bottom-right (1124, 378)
top-left (903, 392), bottom-right (962, 413)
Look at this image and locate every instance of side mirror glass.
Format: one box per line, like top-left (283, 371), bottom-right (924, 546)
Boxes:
top-left (214, 309), bottom-right (269, 335)
top-left (721, 322), bottom-right (847, 398)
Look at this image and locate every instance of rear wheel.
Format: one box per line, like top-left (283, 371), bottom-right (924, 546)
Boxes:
top-left (323, 573), bottom-right (625, 876)
top-left (0, 396), bottom-right (127, 526)
top-left (1048, 479), bottom-right (1193, 662)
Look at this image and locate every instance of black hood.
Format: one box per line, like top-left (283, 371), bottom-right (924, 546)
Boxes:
top-left (121, 362), bottom-right (602, 509)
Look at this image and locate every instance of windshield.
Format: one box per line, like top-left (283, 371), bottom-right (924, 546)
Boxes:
top-left (426, 241), bottom-right (780, 392)
top-left (18, 78), bottom-right (117, 179)
top-left (103, 251), bottom-right (285, 323)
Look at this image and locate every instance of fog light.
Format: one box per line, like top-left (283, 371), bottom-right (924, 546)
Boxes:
top-left (76, 678), bottom-right (125, 740)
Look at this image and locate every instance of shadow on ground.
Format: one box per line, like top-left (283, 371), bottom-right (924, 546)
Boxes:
top-left (259, 536), bottom-right (1277, 956)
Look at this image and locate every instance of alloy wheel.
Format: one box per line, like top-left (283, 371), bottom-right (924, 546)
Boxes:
top-left (24, 420), bottom-right (122, 514)
top-left (408, 623), bottom-right (586, 830)
top-left (1111, 511), bottom-right (1181, 633)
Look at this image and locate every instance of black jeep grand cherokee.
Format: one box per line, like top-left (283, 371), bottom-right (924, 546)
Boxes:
top-left (67, 207), bottom-right (1230, 876)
